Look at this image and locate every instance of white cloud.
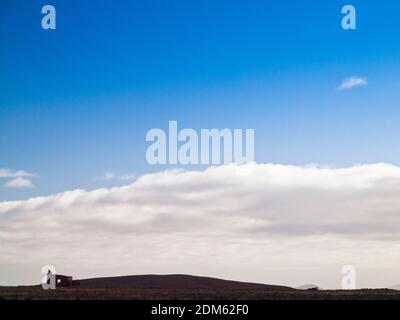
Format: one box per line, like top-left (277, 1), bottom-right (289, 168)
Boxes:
top-left (337, 76), bottom-right (367, 90)
top-left (96, 171), bottom-right (136, 181)
top-left (95, 171), bottom-right (136, 181)
top-left (0, 168), bottom-right (37, 189)
top-left (3, 177), bottom-right (34, 189)
top-left (1, 163), bottom-right (400, 288)
top-left (0, 168), bottom-right (36, 178)
top-left (98, 171), bottom-right (115, 180)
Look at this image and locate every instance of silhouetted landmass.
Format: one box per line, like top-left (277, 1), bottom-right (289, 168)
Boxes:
top-left (78, 274), bottom-right (292, 290)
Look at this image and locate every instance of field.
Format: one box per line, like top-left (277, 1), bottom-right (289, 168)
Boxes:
top-left (1, 287), bottom-right (400, 300)
top-left (1, 275), bottom-right (399, 300)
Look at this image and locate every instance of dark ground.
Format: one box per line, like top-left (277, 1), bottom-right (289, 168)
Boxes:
top-left (1, 286), bottom-right (400, 300)
top-left (1, 275), bottom-right (399, 300)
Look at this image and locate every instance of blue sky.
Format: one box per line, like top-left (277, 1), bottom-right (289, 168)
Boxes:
top-left (1, 0), bottom-right (400, 200)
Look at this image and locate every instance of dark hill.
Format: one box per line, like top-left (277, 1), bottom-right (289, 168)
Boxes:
top-left (78, 274), bottom-right (293, 291)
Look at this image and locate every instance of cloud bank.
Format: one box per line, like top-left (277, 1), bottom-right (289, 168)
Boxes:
top-left (1, 163), bottom-right (400, 288)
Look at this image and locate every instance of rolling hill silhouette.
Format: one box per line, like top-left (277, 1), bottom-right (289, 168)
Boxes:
top-left (78, 274), bottom-right (293, 291)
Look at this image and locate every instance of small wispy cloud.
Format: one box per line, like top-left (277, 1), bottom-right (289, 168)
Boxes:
top-left (337, 76), bottom-right (367, 90)
top-left (0, 168), bottom-right (36, 178)
top-left (0, 168), bottom-right (37, 189)
top-left (3, 177), bottom-right (34, 189)
top-left (95, 171), bottom-right (136, 181)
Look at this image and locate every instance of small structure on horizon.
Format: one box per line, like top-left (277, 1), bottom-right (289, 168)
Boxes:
top-left (307, 286), bottom-right (319, 291)
top-left (47, 273), bottom-right (80, 288)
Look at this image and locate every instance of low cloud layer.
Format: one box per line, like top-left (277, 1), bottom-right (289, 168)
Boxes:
top-left (1, 163), bottom-right (400, 288)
